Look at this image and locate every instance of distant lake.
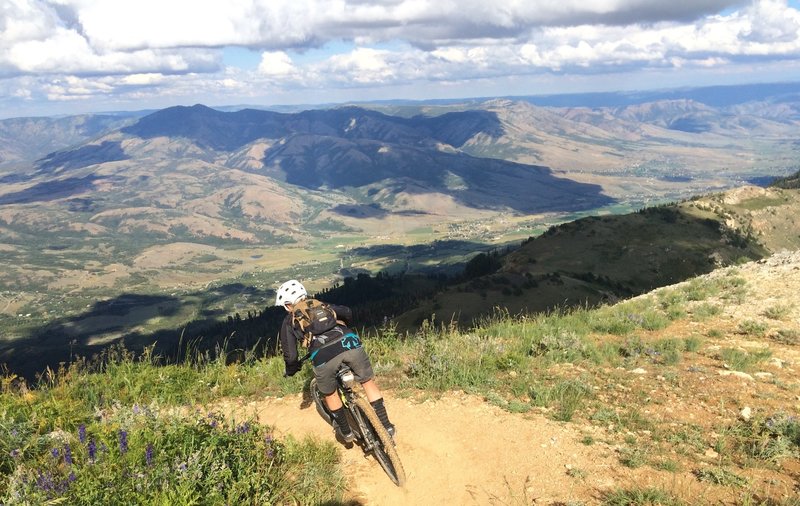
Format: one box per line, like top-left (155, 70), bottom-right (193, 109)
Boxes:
top-left (660, 175), bottom-right (693, 182)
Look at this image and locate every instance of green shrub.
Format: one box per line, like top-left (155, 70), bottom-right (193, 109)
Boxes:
top-left (656, 459), bottom-right (681, 473)
top-left (693, 466), bottom-right (748, 487)
top-left (771, 329), bottom-right (799, 345)
top-left (719, 348), bottom-right (771, 372)
top-left (683, 335), bottom-right (703, 352)
top-left (692, 302), bottom-right (721, 321)
top-left (619, 446), bottom-right (648, 468)
top-left (604, 487), bottom-right (685, 506)
top-left (762, 304), bottom-right (793, 321)
top-left (529, 378), bottom-right (592, 422)
top-left (654, 338), bottom-right (685, 366)
top-left (733, 413), bottom-right (800, 463)
top-left (590, 305), bottom-right (669, 336)
top-left (736, 320), bottom-right (769, 337)
top-left (682, 279), bottom-right (716, 301)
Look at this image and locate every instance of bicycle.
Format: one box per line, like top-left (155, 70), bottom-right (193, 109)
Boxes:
top-left (302, 354), bottom-right (406, 486)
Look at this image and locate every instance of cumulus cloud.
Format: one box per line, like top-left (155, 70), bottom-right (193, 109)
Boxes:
top-left (2, 0), bottom-right (800, 116)
top-left (258, 51), bottom-right (298, 77)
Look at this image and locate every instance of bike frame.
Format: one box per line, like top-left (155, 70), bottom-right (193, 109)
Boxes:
top-left (304, 357), bottom-right (405, 486)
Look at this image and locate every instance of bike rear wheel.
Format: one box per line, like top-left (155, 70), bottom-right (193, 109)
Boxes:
top-left (353, 397), bottom-right (406, 486)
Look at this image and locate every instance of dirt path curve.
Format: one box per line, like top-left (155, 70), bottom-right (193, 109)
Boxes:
top-left (218, 391), bottom-right (657, 505)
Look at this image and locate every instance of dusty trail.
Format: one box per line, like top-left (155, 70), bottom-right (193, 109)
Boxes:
top-left (219, 391), bottom-right (667, 505)
top-left (212, 254), bottom-right (800, 504)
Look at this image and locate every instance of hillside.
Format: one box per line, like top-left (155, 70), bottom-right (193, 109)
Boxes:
top-left (2, 185), bottom-right (798, 382)
top-left (0, 114), bottom-right (138, 171)
top-left (2, 250), bottom-right (798, 505)
top-left (397, 185), bottom-right (800, 328)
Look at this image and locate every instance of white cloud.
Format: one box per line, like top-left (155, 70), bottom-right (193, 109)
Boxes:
top-left (43, 75), bottom-right (114, 101)
top-left (432, 48), bottom-right (468, 63)
top-left (258, 51), bottom-right (298, 77)
top-left (2, 0), bottom-right (800, 116)
top-left (120, 73), bottom-right (165, 85)
top-left (323, 48), bottom-right (396, 84)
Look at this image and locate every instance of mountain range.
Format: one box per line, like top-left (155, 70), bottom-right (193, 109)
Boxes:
top-left (1, 81), bottom-right (800, 361)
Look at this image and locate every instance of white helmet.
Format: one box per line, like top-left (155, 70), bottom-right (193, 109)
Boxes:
top-left (275, 279), bottom-right (307, 306)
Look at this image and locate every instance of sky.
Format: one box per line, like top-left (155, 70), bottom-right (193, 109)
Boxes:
top-left (2, 0), bottom-right (800, 118)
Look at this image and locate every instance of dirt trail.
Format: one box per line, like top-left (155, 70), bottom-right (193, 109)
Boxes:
top-left (218, 252), bottom-right (800, 505)
top-left (221, 392), bottom-right (665, 505)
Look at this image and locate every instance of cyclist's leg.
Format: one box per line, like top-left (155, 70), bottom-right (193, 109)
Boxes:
top-left (361, 379), bottom-right (382, 402)
top-left (313, 352), bottom-right (347, 412)
top-left (343, 348), bottom-right (395, 436)
top-left (325, 391), bottom-right (343, 410)
top-left (315, 363), bottom-right (353, 442)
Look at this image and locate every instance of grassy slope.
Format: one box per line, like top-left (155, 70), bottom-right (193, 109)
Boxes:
top-left (396, 186), bottom-right (799, 329)
top-left (3, 250), bottom-right (799, 504)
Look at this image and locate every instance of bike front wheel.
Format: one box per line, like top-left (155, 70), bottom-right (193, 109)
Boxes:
top-left (309, 378), bottom-right (333, 426)
top-left (353, 397), bottom-right (406, 487)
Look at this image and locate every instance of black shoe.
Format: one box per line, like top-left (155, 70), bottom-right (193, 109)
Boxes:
top-left (334, 422), bottom-right (355, 443)
top-left (385, 424), bottom-right (396, 438)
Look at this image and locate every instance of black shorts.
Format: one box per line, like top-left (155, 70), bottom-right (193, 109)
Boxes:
top-left (313, 346), bottom-right (375, 395)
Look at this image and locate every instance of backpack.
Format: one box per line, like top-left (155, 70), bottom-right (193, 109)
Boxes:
top-left (291, 298), bottom-right (340, 347)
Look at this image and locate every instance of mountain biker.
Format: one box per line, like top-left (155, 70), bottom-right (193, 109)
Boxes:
top-left (276, 279), bottom-right (395, 443)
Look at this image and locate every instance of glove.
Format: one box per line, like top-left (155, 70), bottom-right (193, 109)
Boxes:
top-left (284, 361), bottom-right (301, 377)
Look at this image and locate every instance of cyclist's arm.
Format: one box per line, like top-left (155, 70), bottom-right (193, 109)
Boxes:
top-left (279, 314), bottom-right (303, 376)
top-left (329, 304), bottom-right (353, 325)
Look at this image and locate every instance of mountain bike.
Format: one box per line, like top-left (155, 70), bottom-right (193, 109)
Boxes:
top-left (304, 357), bottom-right (406, 486)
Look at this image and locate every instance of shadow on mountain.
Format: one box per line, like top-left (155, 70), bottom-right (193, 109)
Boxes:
top-left (122, 104), bottom-right (504, 151)
top-left (331, 203), bottom-right (389, 218)
top-left (0, 175), bottom-right (101, 204)
top-left (60, 104), bottom-right (612, 215)
top-left (36, 141), bottom-right (129, 173)
top-left (273, 138), bottom-right (614, 214)
top-left (0, 285), bottom-right (281, 381)
top-left (347, 240), bottom-right (495, 260)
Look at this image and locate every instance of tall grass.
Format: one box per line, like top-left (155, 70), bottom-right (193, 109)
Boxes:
top-left (603, 487), bottom-right (685, 506)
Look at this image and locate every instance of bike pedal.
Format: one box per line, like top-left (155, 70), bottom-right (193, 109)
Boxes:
top-left (334, 426), bottom-right (355, 444)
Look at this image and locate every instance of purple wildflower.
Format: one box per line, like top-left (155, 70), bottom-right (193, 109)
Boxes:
top-left (64, 444), bottom-right (73, 465)
top-left (265, 434), bottom-right (273, 444)
top-left (51, 448), bottom-right (59, 459)
top-left (10, 449), bottom-right (21, 458)
top-left (119, 430), bottom-right (128, 454)
top-left (133, 404), bottom-right (140, 415)
top-left (78, 424), bottom-right (86, 444)
top-left (36, 471), bottom-right (55, 493)
top-left (68, 472), bottom-right (76, 482)
top-left (266, 448), bottom-right (274, 459)
top-left (236, 422), bottom-right (250, 434)
top-left (88, 439), bottom-right (97, 462)
top-left (145, 444), bottom-right (153, 467)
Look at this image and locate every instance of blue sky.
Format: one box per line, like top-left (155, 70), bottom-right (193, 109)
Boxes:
top-left (2, 0), bottom-right (800, 118)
